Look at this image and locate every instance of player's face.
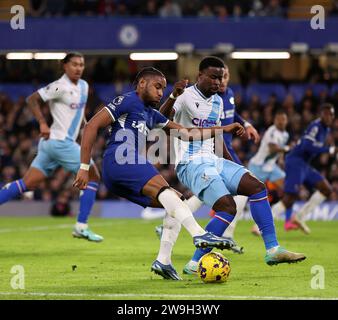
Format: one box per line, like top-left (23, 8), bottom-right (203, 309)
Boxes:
top-left (274, 113), bottom-right (288, 131)
top-left (198, 67), bottom-right (225, 96)
top-left (218, 67), bottom-right (230, 94)
top-left (144, 76), bottom-right (166, 107)
top-left (64, 56), bottom-right (85, 82)
top-left (321, 108), bottom-right (335, 127)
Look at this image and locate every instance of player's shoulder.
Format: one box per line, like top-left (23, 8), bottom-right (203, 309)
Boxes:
top-left (226, 87), bottom-right (235, 97)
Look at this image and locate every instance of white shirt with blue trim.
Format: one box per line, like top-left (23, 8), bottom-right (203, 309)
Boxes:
top-left (37, 74), bottom-right (88, 141)
top-left (173, 85), bottom-right (224, 166)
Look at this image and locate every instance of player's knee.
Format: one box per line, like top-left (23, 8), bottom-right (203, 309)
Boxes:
top-left (320, 185), bottom-right (332, 198)
top-left (251, 179), bottom-right (266, 195)
top-left (163, 215), bottom-right (181, 233)
top-left (213, 196), bottom-right (237, 216)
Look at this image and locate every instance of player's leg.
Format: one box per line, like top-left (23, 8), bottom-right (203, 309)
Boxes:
top-left (0, 167), bottom-right (46, 205)
top-left (251, 165), bottom-right (285, 236)
top-left (295, 169), bottom-right (332, 234)
top-left (237, 172), bottom-right (306, 265)
top-left (54, 140), bottom-right (102, 242)
top-left (0, 138), bottom-right (55, 205)
top-left (72, 163), bottom-right (103, 242)
top-left (223, 195), bottom-right (248, 239)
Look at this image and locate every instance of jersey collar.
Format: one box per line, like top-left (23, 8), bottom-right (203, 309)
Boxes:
top-left (193, 84), bottom-right (211, 101)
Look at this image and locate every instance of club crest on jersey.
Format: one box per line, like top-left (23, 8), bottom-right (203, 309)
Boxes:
top-left (132, 121), bottom-right (149, 135)
top-left (113, 96), bottom-right (124, 106)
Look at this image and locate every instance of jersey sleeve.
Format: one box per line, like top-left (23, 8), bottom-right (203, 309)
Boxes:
top-left (234, 112), bottom-right (245, 126)
top-left (104, 95), bottom-right (131, 122)
top-left (266, 128), bottom-right (279, 144)
top-left (302, 124), bottom-right (330, 154)
top-left (172, 94), bottom-right (185, 114)
top-left (152, 109), bottom-right (169, 129)
top-left (37, 81), bottom-right (64, 102)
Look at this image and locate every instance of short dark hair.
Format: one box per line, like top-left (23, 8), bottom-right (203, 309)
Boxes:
top-left (199, 56), bottom-right (225, 71)
top-left (321, 103), bottom-right (335, 113)
top-left (274, 108), bottom-right (287, 117)
top-left (133, 67), bottom-right (165, 86)
top-left (62, 52), bottom-right (84, 64)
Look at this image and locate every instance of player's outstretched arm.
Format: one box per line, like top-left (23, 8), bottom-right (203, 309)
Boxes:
top-left (165, 121), bottom-right (245, 141)
top-left (26, 92), bottom-right (50, 139)
top-left (159, 79), bottom-right (188, 119)
top-left (73, 108), bottom-right (112, 190)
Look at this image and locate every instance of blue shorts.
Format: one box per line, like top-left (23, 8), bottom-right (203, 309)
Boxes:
top-left (102, 153), bottom-right (159, 207)
top-left (31, 138), bottom-right (92, 177)
top-left (284, 157), bottom-right (324, 194)
top-left (248, 163), bottom-right (285, 183)
top-left (176, 157), bottom-right (248, 208)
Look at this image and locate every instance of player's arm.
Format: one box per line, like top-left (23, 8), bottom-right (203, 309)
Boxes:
top-left (268, 143), bottom-right (290, 154)
top-left (159, 79), bottom-right (188, 119)
top-left (26, 91), bottom-right (50, 139)
top-left (73, 108), bottom-right (112, 190)
top-left (235, 112), bottom-right (260, 143)
top-left (222, 141), bottom-right (234, 161)
top-left (164, 121), bottom-right (245, 141)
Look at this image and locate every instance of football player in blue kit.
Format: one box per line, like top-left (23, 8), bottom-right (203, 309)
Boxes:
top-left (271, 103), bottom-right (336, 234)
top-left (73, 67), bottom-right (246, 280)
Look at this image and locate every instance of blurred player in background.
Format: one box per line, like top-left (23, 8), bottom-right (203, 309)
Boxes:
top-left (271, 103), bottom-right (336, 234)
top-left (159, 56), bottom-right (306, 274)
top-left (73, 67), bottom-right (244, 280)
top-left (0, 52), bottom-right (103, 242)
top-left (248, 109), bottom-right (290, 235)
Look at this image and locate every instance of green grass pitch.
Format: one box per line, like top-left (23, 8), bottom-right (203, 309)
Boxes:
top-left (0, 217), bottom-right (337, 300)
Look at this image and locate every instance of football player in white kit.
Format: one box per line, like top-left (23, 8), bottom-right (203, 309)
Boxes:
top-left (248, 109), bottom-right (290, 235)
top-left (0, 52), bottom-right (103, 242)
top-left (156, 56), bottom-right (305, 275)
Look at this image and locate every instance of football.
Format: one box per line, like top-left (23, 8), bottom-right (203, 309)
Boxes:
top-left (198, 252), bottom-right (231, 283)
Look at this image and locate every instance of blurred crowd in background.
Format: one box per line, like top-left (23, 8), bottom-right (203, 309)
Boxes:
top-left (26, 0), bottom-right (338, 19)
top-left (1, 59), bottom-right (337, 207)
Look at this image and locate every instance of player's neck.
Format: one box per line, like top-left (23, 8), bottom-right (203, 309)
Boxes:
top-left (196, 84), bottom-right (212, 98)
top-left (64, 73), bottom-right (79, 85)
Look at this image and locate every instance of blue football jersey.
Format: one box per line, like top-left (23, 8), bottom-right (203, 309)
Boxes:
top-left (103, 91), bottom-right (169, 161)
top-left (287, 119), bottom-right (330, 163)
top-left (219, 87), bottom-right (245, 145)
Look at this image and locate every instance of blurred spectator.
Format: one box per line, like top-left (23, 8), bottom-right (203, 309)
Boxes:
top-left (141, 0), bottom-right (158, 16)
top-left (198, 4), bottom-right (214, 18)
top-left (263, 0), bottom-right (284, 17)
top-left (159, 0), bottom-right (182, 18)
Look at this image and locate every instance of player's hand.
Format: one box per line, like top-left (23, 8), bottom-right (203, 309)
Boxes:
top-left (245, 125), bottom-right (260, 143)
top-left (223, 122), bottom-right (245, 137)
top-left (39, 122), bottom-right (50, 140)
top-left (73, 170), bottom-right (89, 190)
top-left (172, 79), bottom-right (188, 98)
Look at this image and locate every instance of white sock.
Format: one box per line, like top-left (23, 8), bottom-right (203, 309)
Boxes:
top-left (297, 191), bottom-right (326, 221)
top-left (185, 195), bottom-right (203, 213)
top-left (223, 195), bottom-right (247, 238)
top-left (75, 222), bottom-right (88, 230)
top-left (158, 189), bottom-right (205, 237)
top-left (267, 245), bottom-right (280, 255)
top-left (271, 201), bottom-right (286, 219)
top-left (156, 214), bottom-right (181, 265)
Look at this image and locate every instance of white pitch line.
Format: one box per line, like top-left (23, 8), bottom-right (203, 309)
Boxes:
top-left (0, 221), bottom-right (117, 234)
top-left (0, 292), bottom-right (336, 300)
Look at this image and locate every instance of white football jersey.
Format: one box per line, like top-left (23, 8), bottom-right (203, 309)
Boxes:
top-left (173, 85), bottom-right (224, 166)
top-left (250, 125), bottom-right (289, 171)
top-left (38, 74), bottom-right (88, 141)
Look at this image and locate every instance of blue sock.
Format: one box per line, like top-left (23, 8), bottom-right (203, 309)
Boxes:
top-left (249, 189), bottom-right (279, 251)
top-left (0, 180), bottom-right (27, 205)
top-left (191, 212), bottom-right (234, 262)
top-left (285, 207), bottom-right (293, 222)
top-left (77, 182), bottom-right (98, 224)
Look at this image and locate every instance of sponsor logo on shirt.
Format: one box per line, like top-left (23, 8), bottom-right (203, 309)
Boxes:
top-left (192, 118), bottom-right (217, 127)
